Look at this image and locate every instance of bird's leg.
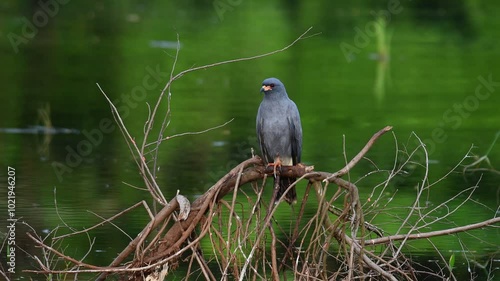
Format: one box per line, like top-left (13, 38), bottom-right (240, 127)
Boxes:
top-left (267, 156), bottom-right (282, 178)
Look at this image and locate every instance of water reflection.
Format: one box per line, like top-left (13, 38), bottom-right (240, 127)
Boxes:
top-left (372, 16), bottom-right (392, 103)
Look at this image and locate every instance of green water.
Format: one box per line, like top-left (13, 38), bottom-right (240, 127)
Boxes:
top-left (0, 1), bottom-right (499, 280)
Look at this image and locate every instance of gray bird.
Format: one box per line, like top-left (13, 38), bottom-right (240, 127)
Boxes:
top-left (256, 77), bottom-right (303, 204)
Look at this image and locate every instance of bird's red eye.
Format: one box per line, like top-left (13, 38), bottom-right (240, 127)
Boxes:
top-left (270, 83), bottom-right (275, 87)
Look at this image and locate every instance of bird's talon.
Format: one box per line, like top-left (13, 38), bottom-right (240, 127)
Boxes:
top-left (267, 158), bottom-right (282, 178)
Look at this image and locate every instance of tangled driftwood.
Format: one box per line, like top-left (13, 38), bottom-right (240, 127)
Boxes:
top-left (23, 125), bottom-right (499, 280)
top-left (18, 28), bottom-right (500, 280)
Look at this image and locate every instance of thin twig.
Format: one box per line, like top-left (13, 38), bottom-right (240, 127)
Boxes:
top-left (365, 217), bottom-right (500, 246)
top-left (145, 118), bottom-right (234, 147)
top-left (326, 126), bottom-right (393, 180)
top-left (53, 201), bottom-right (145, 240)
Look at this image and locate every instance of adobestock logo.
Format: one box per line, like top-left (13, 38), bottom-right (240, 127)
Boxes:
top-left (340, 0), bottom-right (407, 62)
top-left (51, 65), bottom-right (169, 182)
top-left (204, 135), bottom-right (258, 190)
top-left (213, 0), bottom-right (243, 22)
top-left (412, 73), bottom-right (498, 162)
top-left (7, 0), bottom-right (71, 54)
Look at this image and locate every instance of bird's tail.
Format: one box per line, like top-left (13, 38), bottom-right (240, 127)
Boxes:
top-left (276, 177), bottom-right (297, 204)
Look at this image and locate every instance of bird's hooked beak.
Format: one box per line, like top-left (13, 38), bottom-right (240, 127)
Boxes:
top-left (261, 85), bottom-right (272, 93)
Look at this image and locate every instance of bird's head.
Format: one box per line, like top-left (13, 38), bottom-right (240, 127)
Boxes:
top-left (260, 77), bottom-right (286, 95)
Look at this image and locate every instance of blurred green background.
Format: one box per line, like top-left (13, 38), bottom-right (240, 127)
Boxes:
top-left (0, 0), bottom-right (499, 280)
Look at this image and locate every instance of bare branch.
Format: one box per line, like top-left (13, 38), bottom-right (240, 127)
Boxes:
top-left (145, 118), bottom-right (234, 147)
top-left (365, 217), bottom-right (500, 245)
